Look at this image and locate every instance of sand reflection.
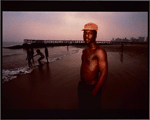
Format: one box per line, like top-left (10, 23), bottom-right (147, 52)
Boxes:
top-left (119, 44), bottom-right (124, 63)
top-left (119, 51), bottom-right (123, 63)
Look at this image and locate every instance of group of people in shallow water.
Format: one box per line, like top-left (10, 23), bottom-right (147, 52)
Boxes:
top-left (26, 46), bottom-right (49, 67)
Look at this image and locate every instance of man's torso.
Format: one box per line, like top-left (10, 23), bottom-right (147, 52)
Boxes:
top-left (80, 45), bottom-right (102, 85)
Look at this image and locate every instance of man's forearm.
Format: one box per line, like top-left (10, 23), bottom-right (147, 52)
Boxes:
top-left (91, 74), bottom-right (107, 96)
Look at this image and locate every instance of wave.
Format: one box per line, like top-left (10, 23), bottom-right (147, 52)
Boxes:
top-left (2, 48), bottom-right (80, 83)
top-left (2, 66), bottom-right (35, 83)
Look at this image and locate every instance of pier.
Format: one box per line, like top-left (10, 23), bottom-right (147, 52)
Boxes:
top-left (5, 39), bottom-right (148, 49)
top-left (23, 39), bottom-right (123, 45)
top-left (24, 39), bottom-right (148, 45)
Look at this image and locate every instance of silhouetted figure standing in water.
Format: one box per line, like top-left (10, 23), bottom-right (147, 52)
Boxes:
top-left (34, 49), bottom-right (45, 65)
top-left (31, 47), bottom-right (34, 63)
top-left (120, 44), bottom-right (124, 63)
top-left (26, 48), bottom-right (32, 67)
top-left (67, 43), bottom-right (69, 51)
top-left (45, 46), bottom-right (49, 63)
top-left (78, 22), bottom-right (108, 109)
top-left (121, 44), bottom-right (124, 52)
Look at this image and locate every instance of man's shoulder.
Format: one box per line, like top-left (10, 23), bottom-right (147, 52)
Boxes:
top-left (96, 45), bottom-right (106, 52)
top-left (95, 46), bottom-right (107, 56)
top-left (82, 47), bottom-right (87, 52)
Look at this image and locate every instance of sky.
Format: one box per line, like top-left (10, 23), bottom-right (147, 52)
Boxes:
top-left (3, 12), bottom-right (148, 42)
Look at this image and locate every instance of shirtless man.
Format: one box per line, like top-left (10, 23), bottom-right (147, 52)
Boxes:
top-left (78, 22), bottom-right (108, 109)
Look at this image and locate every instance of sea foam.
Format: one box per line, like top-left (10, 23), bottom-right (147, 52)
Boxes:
top-left (2, 48), bottom-right (79, 83)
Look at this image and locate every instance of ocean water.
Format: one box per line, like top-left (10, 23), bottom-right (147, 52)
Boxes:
top-left (2, 42), bottom-right (80, 83)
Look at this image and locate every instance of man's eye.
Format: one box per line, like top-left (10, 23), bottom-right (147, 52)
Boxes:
top-left (84, 32), bottom-right (92, 35)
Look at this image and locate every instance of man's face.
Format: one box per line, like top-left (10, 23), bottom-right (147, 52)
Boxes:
top-left (83, 30), bottom-right (97, 44)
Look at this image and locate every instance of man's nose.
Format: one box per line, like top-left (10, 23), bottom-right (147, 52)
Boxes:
top-left (86, 33), bottom-right (89, 37)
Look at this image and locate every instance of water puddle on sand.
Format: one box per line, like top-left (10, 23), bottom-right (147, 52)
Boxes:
top-left (102, 51), bottom-right (148, 109)
top-left (107, 51), bottom-right (148, 84)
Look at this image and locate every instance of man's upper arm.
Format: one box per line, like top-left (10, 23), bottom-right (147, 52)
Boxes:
top-left (97, 49), bottom-right (108, 75)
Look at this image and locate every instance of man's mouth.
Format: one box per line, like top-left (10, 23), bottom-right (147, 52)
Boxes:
top-left (85, 39), bottom-right (89, 42)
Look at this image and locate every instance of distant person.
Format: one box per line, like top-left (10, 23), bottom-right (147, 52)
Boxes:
top-left (67, 43), bottom-right (69, 51)
top-left (121, 44), bottom-right (124, 52)
top-left (31, 47), bottom-right (34, 63)
top-left (45, 46), bottom-right (49, 63)
top-left (120, 44), bottom-right (124, 63)
top-left (26, 48), bottom-right (32, 67)
top-left (78, 22), bottom-right (108, 109)
top-left (34, 49), bottom-right (45, 65)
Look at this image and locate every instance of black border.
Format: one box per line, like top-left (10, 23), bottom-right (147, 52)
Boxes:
top-left (1, 1), bottom-right (149, 119)
top-left (1, 109), bottom-right (149, 119)
top-left (1, 1), bottom-right (149, 11)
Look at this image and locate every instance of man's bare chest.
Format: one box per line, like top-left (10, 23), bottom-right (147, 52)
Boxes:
top-left (82, 50), bottom-right (97, 64)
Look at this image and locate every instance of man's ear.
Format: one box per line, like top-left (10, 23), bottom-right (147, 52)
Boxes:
top-left (95, 35), bottom-right (97, 39)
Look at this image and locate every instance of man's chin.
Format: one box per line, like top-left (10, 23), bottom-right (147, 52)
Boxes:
top-left (85, 42), bottom-right (91, 45)
top-left (84, 40), bottom-right (90, 44)
top-left (84, 41), bottom-right (89, 44)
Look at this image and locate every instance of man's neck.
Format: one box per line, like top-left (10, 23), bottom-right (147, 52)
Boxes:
top-left (88, 41), bottom-right (97, 49)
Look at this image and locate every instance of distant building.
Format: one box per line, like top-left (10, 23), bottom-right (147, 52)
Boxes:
top-left (122, 37), bottom-right (129, 42)
top-left (111, 38), bottom-right (115, 41)
top-left (130, 37), bottom-right (138, 42)
top-left (146, 36), bottom-right (148, 42)
top-left (130, 37), bottom-right (135, 40)
top-left (138, 36), bottom-right (145, 42)
top-left (111, 36), bottom-right (147, 43)
top-left (115, 38), bottom-right (122, 42)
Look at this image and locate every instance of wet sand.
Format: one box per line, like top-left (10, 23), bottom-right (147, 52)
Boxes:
top-left (2, 44), bottom-right (149, 119)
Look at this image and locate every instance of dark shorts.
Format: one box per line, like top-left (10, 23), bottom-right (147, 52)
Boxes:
top-left (78, 81), bottom-right (102, 109)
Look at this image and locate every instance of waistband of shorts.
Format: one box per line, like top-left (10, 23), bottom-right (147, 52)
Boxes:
top-left (79, 80), bottom-right (96, 87)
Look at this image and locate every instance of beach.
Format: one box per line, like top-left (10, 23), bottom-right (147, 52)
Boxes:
top-left (2, 44), bottom-right (149, 118)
